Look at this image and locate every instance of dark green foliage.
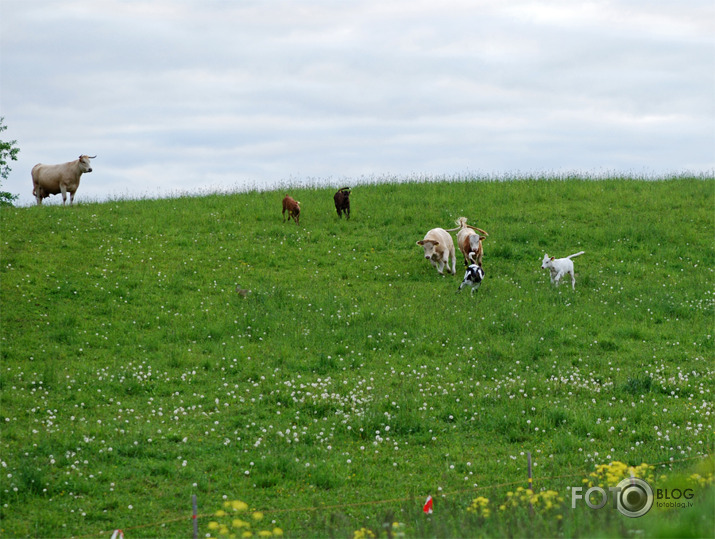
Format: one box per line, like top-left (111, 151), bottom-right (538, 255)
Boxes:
top-left (0, 117), bottom-right (20, 206)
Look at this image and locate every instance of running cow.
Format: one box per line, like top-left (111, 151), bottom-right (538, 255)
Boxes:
top-left (416, 227), bottom-right (457, 276)
top-left (447, 217), bottom-right (488, 267)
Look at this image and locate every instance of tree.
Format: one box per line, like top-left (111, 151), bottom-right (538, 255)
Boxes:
top-left (0, 117), bottom-right (20, 207)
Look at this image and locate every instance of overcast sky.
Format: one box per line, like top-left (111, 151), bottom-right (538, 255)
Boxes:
top-left (1, 0), bottom-right (713, 205)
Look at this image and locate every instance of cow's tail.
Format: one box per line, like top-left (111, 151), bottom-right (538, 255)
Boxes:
top-left (446, 216), bottom-right (468, 232)
top-left (466, 224), bottom-right (488, 236)
top-left (567, 251), bottom-right (585, 259)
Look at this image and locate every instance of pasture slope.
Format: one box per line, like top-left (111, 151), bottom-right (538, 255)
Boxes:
top-left (1, 177), bottom-right (713, 538)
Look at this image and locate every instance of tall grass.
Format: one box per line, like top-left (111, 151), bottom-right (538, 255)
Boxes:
top-left (1, 176), bottom-right (713, 537)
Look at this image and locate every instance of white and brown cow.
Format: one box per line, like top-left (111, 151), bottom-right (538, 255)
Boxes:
top-left (31, 155), bottom-right (96, 206)
top-left (447, 217), bottom-right (488, 267)
top-left (416, 228), bottom-right (457, 276)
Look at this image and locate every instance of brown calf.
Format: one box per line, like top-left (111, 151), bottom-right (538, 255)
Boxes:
top-left (282, 194), bottom-right (301, 224)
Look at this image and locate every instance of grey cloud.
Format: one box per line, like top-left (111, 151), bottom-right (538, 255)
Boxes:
top-left (1, 0), bottom-right (712, 205)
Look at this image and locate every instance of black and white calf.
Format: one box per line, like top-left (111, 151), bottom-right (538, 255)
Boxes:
top-left (457, 264), bottom-right (485, 294)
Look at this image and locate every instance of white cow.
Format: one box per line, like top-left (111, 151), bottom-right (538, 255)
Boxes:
top-left (416, 228), bottom-right (457, 276)
top-left (32, 155), bottom-right (96, 206)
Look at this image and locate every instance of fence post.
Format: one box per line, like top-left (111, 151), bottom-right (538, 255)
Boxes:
top-left (527, 452), bottom-right (533, 491)
top-left (527, 451), bottom-right (534, 515)
top-left (192, 494), bottom-right (198, 539)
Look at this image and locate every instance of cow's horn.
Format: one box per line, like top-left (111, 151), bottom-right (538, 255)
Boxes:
top-left (89, 155), bottom-right (97, 159)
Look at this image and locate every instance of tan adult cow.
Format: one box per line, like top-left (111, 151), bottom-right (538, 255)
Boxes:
top-left (416, 227), bottom-right (457, 276)
top-left (31, 155), bottom-right (96, 206)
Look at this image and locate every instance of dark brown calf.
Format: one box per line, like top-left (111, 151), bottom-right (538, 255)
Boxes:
top-left (282, 194), bottom-right (300, 224)
top-left (334, 187), bottom-right (351, 219)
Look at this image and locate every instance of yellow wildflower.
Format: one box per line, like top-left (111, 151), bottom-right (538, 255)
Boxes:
top-left (252, 511), bottom-right (264, 521)
top-left (467, 496), bottom-right (491, 518)
top-left (272, 528), bottom-right (284, 536)
top-left (233, 519), bottom-right (250, 529)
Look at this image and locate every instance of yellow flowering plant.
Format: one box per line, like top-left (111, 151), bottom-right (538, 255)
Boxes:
top-left (497, 487), bottom-right (563, 517)
top-left (585, 461), bottom-right (655, 488)
top-left (206, 499), bottom-right (283, 539)
top-left (687, 472), bottom-right (714, 489)
top-left (466, 496), bottom-right (491, 518)
top-left (353, 527), bottom-right (376, 539)
top-left (352, 521), bottom-right (406, 539)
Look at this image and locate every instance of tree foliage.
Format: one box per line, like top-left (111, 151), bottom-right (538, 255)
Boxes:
top-left (0, 117), bottom-right (20, 206)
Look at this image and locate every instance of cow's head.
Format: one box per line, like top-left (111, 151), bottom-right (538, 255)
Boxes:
top-left (417, 239), bottom-right (440, 260)
top-left (78, 155), bottom-right (96, 173)
top-left (541, 254), bottom-right (554, 269)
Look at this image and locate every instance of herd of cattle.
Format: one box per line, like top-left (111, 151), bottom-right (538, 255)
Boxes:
top-left (416, 217), bottom-right (489, 294)
top-left (31, 155), bottom-right (582, 292)
top-left (281, 186), bottom-right (351, 225)
top-left (282, 186), bottom-right (490, 293)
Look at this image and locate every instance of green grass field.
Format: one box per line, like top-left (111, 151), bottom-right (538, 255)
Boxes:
top-left (1, 177), bottom-right (713, 538)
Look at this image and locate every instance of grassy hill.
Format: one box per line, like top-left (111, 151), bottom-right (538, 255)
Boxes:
top-left (1, 177), bottom-right (713, 537)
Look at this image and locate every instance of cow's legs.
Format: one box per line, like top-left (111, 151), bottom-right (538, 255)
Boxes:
top-left (60, 185), bottom-right (68, 206)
